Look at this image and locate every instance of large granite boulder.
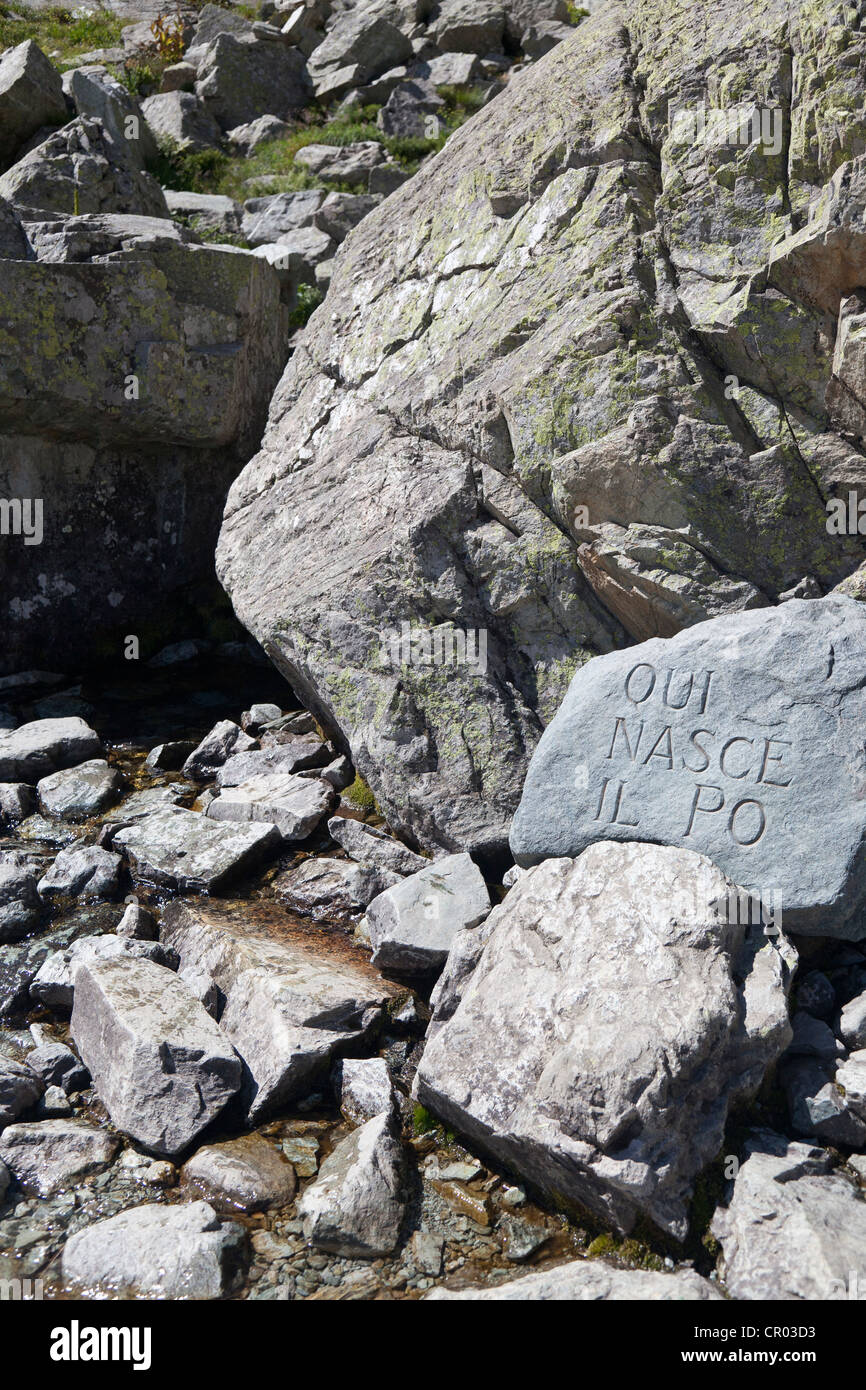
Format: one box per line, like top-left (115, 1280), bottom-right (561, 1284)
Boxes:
top-left (511, 597), bottom-right (866, 938)
top-left (414, 841), bottom-right (795, 1240)
top-left (217, 0), bottom-right (866, 860)
top-left (0, 118), bottom-right (168, 218)
top-left (0, 227), bottom-right (288, 674)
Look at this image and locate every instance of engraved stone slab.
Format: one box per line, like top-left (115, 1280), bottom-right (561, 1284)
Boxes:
top-left (510, 597), bottom-right (866, 937)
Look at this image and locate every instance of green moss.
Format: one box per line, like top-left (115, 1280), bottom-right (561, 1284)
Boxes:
top-left (344, 772), bottom-right (378, 814)
top-left (0, 2), bottom-right (123, 65)
top-left (412, 1104), bottom-right (437, 1136)
top-left (586, 1233), bottom-right (618, 1258)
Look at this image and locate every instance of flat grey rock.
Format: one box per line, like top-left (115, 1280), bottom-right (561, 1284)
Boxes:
top-left (163, 188), bottom-right (242, 236)
top-left (511, 598), bottom-right (866, 938)
top-left (70, 955), bottom-right (242, 1157)
top-left (0, 717), bottom-right (102, 783)
top-left (104, 784), bottom-right (186, 824)
top-left (61, 1199), bottom-right (247, 1298)
top-left (215, 735), bottom-right (329, 784)
top-left (327, 816), bottom-right (428, 877)
top-left (427, 1259), bottom-right (723, 1300)
top-left (181, 1133), bottom-right (296, 1212)
top-left (30, 932), bottom-right (174, 1011)
top-left (37, 759), bottom-right (124, 819)
top-left (0, 1118), bottom-right (117, 1196)
top-left (415, 841), bottom-right (795, 1239)
top-left (712, 1130), bottom-right (866, 1299)
top-left (161, 899), bottom-right (400, 1120)
top-left (366, 852), bottom-right (491, 973)
top-left (205, 771), bottom-right (335, 843)
top-left (113, 807), bottom-right (281, 892)
top-left (297, 1111), bottom-right (406, 1257)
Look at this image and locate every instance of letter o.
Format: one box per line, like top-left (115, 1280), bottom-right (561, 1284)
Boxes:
top-left (729, 798), bottom-right (766, 846)
top-left (625, 663), bottom-right (656, 704)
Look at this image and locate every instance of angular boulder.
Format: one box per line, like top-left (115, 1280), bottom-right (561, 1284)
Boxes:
top-left (0, 853), bottom-right (44, 942)
top-left (140, 90), bottom-right (222, 153)
top-left (0, 232), bottom-right (289, 676)
top-left (327, 815), bottom-right (428, 877)
top-left (217, 0), bottom-right (866, 859)
top-left (274, 855), bottom-right (398, 916)
top-left (0, 1054), bottom-right (43, 1127)
top-left (366, 851), bottom-right (491, 973)
top-left (414, 841), bottom-right (795, 1239)
top-left (195, 32), bottom-right (312, 130)
top-left (205, 771), bottom-right (335, 842)
top-left (37, 759), bottom-right (124, 819)
top-left (37, 844), bottom-right (122, 901)
top-left (29, 932), bottom-right (174, 1011)
top-left (0, 41), bottom-right (67, 169)
top-left (511, 597), bottom-right (866, 938)
top-left (711, 1130), bottom-right (866, 1300)
top-left (0, 117), bottom-right (168, 218)
top-left (161, 899), bottom-right (401, 1119)
top-left (297, 1111), bottom-right (406, 1257)
top-left (70, 955), bottom-right (242, 1157)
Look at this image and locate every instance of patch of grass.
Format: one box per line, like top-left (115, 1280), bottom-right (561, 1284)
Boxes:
top-left (288, 283), bottom-right (324, 332)
top-left (0, 2), bottom-right (124, 63)
top-left (565, 3), bottom-right (589, 22)
top-left (147, 141), bottom-right (229, 193)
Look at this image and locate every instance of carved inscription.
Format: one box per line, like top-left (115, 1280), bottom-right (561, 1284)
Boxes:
top-left (593, 663), bottom-right (793, 847)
